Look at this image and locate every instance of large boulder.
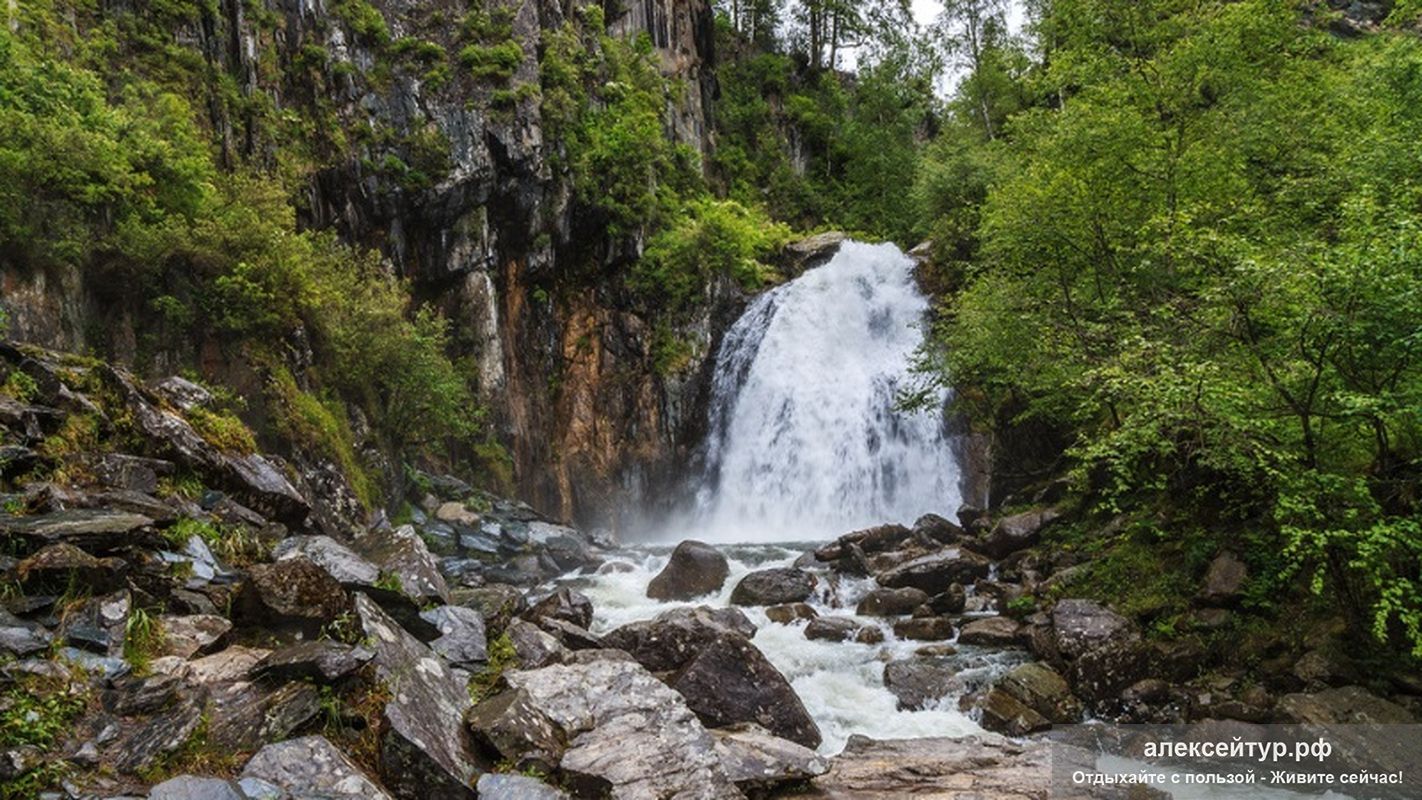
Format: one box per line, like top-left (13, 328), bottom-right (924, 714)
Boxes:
top-left (1197, 551), bottom-right (1248, 606)
top-left (505, 618), bottom-right (569, 670)
top-left (475, 773), bottom-right (570, 800)
top-left (272, 535), bottom-right (381, 587)
top-left (468, 657), bottom-right (743, 799)
top-left (353, 524), bottom-right (450, 605)
top-left (783, 230), bottom-right (848, 273)
top-left (815, 524), bottom-right (914, 562)
top-left (927, 584), bottom-right (967, 615)
top-left (355, 594), bottom-right (478, 800)
top-left (647, 540), bottom-right (729, 601)
top-left (729, 568), bottom-right (817, 606)
top-left (16, 542), bottom-right (126, 592)
top-left (979, 686), bottom-right (1052, 736)
top-left (157, 614), bottom-right (231, 659)
top-left (204, 679), bottom-right (323, 751)
top-left (601, 606), bottom-right (757, 673)
top-left (241, 735), bottom-right (392, 799)
top-left (238, 558), bottom-right (350, 636)
top-left (421, 605), bottom-right (489, 670)
top-left (996, 662), bottom-right (1082, 724)
top-left (0, 508), bottom-right (155, 552)
top-left (874, 549), bottom-right (991, 593)
top-left (460, 583), bottom-right (528, 635)
top-left (148, 776), bottom-right (245, 800)
top-left (856, 587), bottom-right (929, 617)
top-left (912, 513), bottom-right (964, 545)
top-left (892, 617), bottom-right (955, 642)
top-left (1275, 686), bottom-right (1416, 724)
top-left (979, 662), bottom-right (1082, 735)
top-left (252, 640), bottom-right (374, 683)
top-left (123, 386), bottom-right (309, 526)
top-left (59, 590), bottom-right (130, 657)
top-left (977, 509), bottom-right (1061, 559)
top-left (669, 633), bottom-right (822, 749)
top-left (1049, 599), bottom-right (1135, 660)
top-left (804, 616), bottom-right (870, 643)
top-left (1036, 600), bottom-right (1149, 703)
top-left (106, 677), bottom-right (207, 773)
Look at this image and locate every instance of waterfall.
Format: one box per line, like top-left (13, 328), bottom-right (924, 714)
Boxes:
top-left (692, 240), bottom-right (962, 542)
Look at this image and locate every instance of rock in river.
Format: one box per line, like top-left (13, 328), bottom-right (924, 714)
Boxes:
top-left (874, 548), bottom-right (991, 593)
top-left (669, 633), bottom-right (822, 749)
top-left (602, 605), bottom-right (757, 673)
top-left (729, 567), bottom-right (817, 606)
top-left (856, 587), bottom-right (929, 617)
top-left (647, 540), bottom-right (729, 601)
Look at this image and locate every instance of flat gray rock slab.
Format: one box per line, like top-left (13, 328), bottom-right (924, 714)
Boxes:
top-left (147, 775), bottom-right (246, 800)
top-left (241, 735), bottom-right (391, 800)
top-left (475, 773), bottom-right (571, 800)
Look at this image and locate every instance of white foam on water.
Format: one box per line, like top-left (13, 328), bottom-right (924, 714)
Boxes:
top-left (570, 547), bottom-right (1021, 755)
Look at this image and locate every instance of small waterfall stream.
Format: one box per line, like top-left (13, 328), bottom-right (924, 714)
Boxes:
top-left (692, 241), bottom-right (961, 542)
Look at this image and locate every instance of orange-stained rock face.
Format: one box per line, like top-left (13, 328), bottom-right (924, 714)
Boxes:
top-left (491, 252), bottom-right (721, 533)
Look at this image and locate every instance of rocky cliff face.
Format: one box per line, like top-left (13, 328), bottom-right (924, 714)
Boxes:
top-left (1, 0), bottom-right (731, 532)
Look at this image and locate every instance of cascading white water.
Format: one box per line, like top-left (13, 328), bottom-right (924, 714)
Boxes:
top-left (693, 241), bottom-right (961, 542)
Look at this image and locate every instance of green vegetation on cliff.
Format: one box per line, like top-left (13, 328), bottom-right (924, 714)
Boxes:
top-left (0, 0), bottom-right (481, 492)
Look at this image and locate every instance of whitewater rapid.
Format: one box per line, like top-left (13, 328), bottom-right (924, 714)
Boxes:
top-left (691, 241), bottom-right (961, 543)
top-left (567, 545), bottom-right (1028, 754)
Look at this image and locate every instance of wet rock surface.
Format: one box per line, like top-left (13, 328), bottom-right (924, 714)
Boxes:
top-left (712, 723), bottom-right (830, 792)
top-left (882, 657), bottom-right (963, 710)
top-left (602, 605), bottom-right (757, 673)
top-left (647, 539), bottom-right (729, 600)
top-left (470, 657), bottom-right (743, 799)
top-left (730, 567), bottom-right (817, 606)
top-left (669, 633), bottom-right (822, 749)
top-left (355, 594), bottom-right (479, 800)
top-left (874, 548), bottom-right (991, 592)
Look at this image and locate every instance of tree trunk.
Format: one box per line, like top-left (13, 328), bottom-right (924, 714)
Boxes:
top-left (809, 3), bottom-right (822, 70)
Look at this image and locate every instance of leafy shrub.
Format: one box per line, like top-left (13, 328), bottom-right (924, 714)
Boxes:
top-left (460, 41), bottom-right (523, 81)
top-left (540, 15), bottom-right (700, 235)
top-left (0, 669), bottom-right (88, 800)
top-left (925, 1), bottom-right (1422, 656)
top-left (332, 0), bottom-right (390, 47)
top-left (633, 198), bottom-right (790, 311)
